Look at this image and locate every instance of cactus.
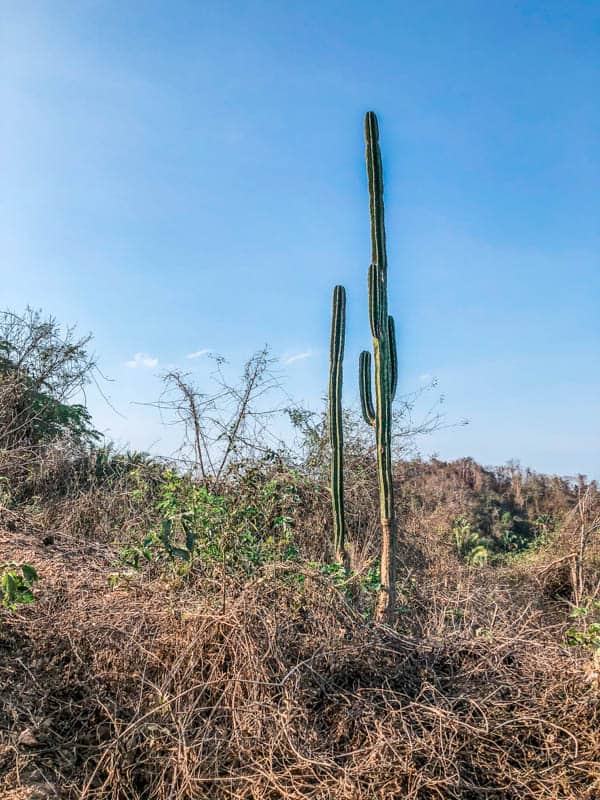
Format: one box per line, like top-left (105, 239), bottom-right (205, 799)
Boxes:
top-left (329, 285), bottom-right (347, 562)
top-left (359, 111), bottom-right (398, 622)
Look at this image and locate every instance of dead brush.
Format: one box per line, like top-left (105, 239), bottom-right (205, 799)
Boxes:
top-left (1, 555), bottom-right (598, 800)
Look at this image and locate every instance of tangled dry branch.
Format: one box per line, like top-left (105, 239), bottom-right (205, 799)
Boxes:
top-left (1, 529), bottom-right (598, 800)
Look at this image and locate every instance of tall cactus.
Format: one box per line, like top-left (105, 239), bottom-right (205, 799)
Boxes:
top-left (359, 111), bottom-right (398, 622)
top-left (329, 285), bottom-right (347, 562)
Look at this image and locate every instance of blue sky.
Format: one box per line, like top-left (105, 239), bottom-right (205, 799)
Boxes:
top-left (1, 1), bottom-right (598, 476)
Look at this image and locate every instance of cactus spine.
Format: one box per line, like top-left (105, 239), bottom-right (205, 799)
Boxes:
top-left (359, 111), bottom-right (398, 622)
top-left (329, 285), bottom-right (347, 561)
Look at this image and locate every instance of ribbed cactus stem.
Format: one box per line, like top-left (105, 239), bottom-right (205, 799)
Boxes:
top-left (329, 285), bottom-right (347, 560)
top-left (358, 111), bottom-right (399, 622)
top-left (359, 351), bottom-right (375, 426)
top-left (365, 112), bottom-right (387, 272)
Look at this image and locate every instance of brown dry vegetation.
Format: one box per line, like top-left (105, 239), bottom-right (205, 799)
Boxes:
top-left (1, 455), bottom-right (599, 800)
top-left (1, 311), bottom-right (599, 799)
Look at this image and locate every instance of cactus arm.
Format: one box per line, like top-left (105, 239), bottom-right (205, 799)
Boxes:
top-left (388, 315), bottom-right (398, 400)
top-left (359, 350), bottom-right (376, 426)
top-left (329, 285), bottom-right (347, 557)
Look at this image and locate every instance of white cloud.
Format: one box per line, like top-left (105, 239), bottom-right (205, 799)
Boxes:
top-left (125, 352), bottom-right (159, 369)
top-left (187, 349), bottom-right (210, 360)
top-left (284, 350), bottom-right (312, 365)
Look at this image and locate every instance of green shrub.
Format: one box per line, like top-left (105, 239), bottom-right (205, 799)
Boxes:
top-left (452, 518), bottom-right (491, 566)
top-left (120, 469), bottom-right (300, 576)
top-left (0, 308), bottom-right (99, 448)
top-left (566, 601), bottom-right (600, 651)
top-left (1, 563), bottom-right (39, 610)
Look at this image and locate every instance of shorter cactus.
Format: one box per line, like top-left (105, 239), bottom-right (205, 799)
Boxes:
top-left (329, 285), bottom-right (347, 561)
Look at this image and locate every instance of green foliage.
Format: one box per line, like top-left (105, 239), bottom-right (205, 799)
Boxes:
top-left (531, 513), bottom-right (559, 545)
top-left (121, 473), bottom-right (225, 572)
top-left (566, 601), bottom-right (600, 651)
top-left (0, 308), bottom-right (99, 447)
top-left (314, 560), bottom-right (348, 584)
top-left (451, 505), bottom-right (558, 566)
top-left (362, 563), bottom-right (382, 592)
top-left (1, 563), bottom-right (39, 610)
top-left (92, 447), bottom-right (158, 485)
top-left (28, 390), bottom-right (99, 445)
top-left (305, 560), bottom-right (383, 613)
top-left (497, 510), bottom-right (529, 551)
top-left (452, 518), bottom-right (491, 566)
top-left (493, 511), bottom-right (560, 562)
top-left (121, 469), bottom-right (300, 576)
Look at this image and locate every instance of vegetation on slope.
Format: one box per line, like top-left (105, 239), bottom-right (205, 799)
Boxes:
top-left (0, 309), bottom-right (598, 799)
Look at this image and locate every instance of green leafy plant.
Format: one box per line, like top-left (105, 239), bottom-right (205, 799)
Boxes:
top-left (361, 563), bottom-right (382, 593)
top-left (453, 518), bottom-right (491, 566)
top-left (1, 563), bottom-right (39, 610)
top-left (121, 469), bottom-right (300, 576)
top-left (0, 308), bottom-right (99, 447)
top-left (566, 601), bottom-right (600, 651)
top-left (498, 511), bottom-right (526, 551)
top-left (533, 513), bottom-right (558, 538)
top-left (121, 471), bottom-right (227, 573)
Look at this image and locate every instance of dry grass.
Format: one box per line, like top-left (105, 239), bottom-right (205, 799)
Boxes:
top-left (1, 525), bottom-right (599, 800)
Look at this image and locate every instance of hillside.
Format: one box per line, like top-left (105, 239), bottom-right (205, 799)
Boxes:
top-left (1, 454), bottom-right (599, 800)
top-left (1, 309), bottom-right (599, 799)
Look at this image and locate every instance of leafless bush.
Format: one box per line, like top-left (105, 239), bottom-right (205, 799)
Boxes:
top-left (153, 348), bottom-right (287, 488)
